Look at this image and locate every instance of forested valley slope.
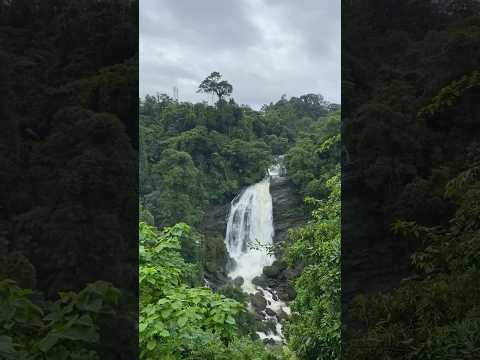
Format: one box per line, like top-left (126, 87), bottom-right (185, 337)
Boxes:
top-left (139, 74), bottom-right (341, 359)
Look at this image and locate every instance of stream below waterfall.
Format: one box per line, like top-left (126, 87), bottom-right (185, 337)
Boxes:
top-left (224, 157), bottom-right (290, 344)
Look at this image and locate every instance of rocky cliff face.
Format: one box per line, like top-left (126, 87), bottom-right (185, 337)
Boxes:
top-left (202, 202), bottom-right (229, 235)
top-left (270, 176), bottom-right (308, 244)
top-left (201, 203), bottom-right (230, 288)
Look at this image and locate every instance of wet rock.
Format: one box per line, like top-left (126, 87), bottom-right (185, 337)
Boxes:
top-left (277, 309), bottom-right (289, 321)
top-left (278, 285), bottom-right (296, 302)
top-left (270, 177), bottom-right (308, 244)
top-left (232, 276), bottom-right (244, 287)
top-left (255, 312), bottom-right (266, 322)
top-left (201, 171), bottom-right (308, 310)
top-left (265, 308), bottom-right (276, 317)
top-left (285, 286), bottom-right (297, 300)
top-left (263, 260), bottom-right (287, 278)
top-left (202, 232), bottom-right (229, 287)
top-left (251, 292), bottom-right (267, 311)
top-left (263, 265), bottom-right (280, 278)
top-left (266, 319), bottom-right (277, 334)
top-left (252, 275), bottom-right (269, 287)
top-left (226, 257), bottom-right (237, 273)
top-left (258, 319), bottom-right (277, 334)
top-left (263, 338), bottom-right (276, 345)
top-left (285, 262), bottom-right (304, 280)
top-left (218, 285), bottom-right (249, 304)
top-left (202, 204), bottom-right (229, 234)
top-left (200, 201), bottom-right (231, 289)
top-left (205, 260), bottom-right (216, 274)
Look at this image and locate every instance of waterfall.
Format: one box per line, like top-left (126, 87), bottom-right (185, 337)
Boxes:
top-left (225, 177), bottom-right (275, 293)
top-left (224, 158), bottom-right (290, 343)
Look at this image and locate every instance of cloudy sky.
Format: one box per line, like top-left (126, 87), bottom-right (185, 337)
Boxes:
top-left (140, 0), bottom-right (340, 109)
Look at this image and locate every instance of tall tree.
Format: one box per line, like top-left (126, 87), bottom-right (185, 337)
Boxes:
top-left (197, 71), bottom-right (233, 102)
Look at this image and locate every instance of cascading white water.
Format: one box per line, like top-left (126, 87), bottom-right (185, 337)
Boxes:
top-left (224, 157), bottom-right (290, 343)
top-left (225, 178), bottom-right (275, 293)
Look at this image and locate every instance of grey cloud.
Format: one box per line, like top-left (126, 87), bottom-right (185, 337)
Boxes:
top-left (140, 0), bottom-right (340, 108)
top-left (140, 0), bottom-right (260, 51)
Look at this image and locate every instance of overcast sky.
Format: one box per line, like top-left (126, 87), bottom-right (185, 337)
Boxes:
top-left (140, 0), bottom-right (340, 109)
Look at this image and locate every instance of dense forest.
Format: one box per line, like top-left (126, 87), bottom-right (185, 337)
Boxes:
top-left (343, 1), bottom-right (480, 358)
top-left (0, 1), bottom-right (138, 359)
top-left (139, 73), bottom-right (341, 359)
top-left (139, 77), bottom-right (339, 228)
top-left (5, 0), bottom-right (476, 358)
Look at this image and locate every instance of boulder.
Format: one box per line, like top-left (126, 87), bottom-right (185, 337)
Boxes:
top-left (255, 312), bottom-right (266, 322)
top-left (277, 308), bottom-right (289, 322)
top-left (278, 285), bottom-right (296, 302)
top-left (263, 338), bottom-right (276, 346)
top-left (285, 286), bottom-right (297, 300)
top-left (252, 275), bottom-right (269, 287)
top-left (263, 265), bottom-right (280, 279)
top-left (258, 319), bottom-right (277, 334)
top-left (265, 308), bottom-right (276, 317)
top-left (250, 292), bottom-right (267, 311)
top-left (263, 260), bottom-right (287, 279)
top-left (265, 319), bottom-right (277, 334)
top-left (232, 276), bottom-right (244, 287)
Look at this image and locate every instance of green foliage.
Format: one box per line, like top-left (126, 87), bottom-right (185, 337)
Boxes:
top-left (286, 112), bottom-right (340, 197)
top-left (146, 149), bottom-right (205, 227)
top-left (418, 71), bottom-right (480, 119)
top-left (343, 7), bottom-right (480, 358)
top-left (139, 222), bottom-right (260, 359)
top-left (197, 72), bottom-right (233, 102)
top-left (139, 204), bottom-right (155, 226)
top-left (284, 174), bottom-right (341, 359)
top-left (139, 77), bottom-right (339, 229)
top-left (139, 78), bottom-right (340, 359)
top-left (346, 161), bottom-right (480, 359)
top-left (217, 285), bottom-right (260, 340)
top-left (0, 280), bottom-right (119, 359)
top-left (0, 2), bottom-right (138, 357)
top-left (139, 95), bottom-right (273, 227)
top-left (187, 337), bottom-right (282, 360)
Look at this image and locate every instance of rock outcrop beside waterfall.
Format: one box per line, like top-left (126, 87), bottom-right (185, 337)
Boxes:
top-left (250, 176), bottom-right (307, 302)
top-left (202, 203), bottom-right (229, 235)
top-left (270, 176), bottom-right (308, 244)
top-left (201, 203), bottom-right (230, 287)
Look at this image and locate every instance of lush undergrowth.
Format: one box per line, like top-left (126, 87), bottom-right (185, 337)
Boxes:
top-left (139, 222), bottom-right (282, 359)
top-left (283, 119), bottom-right (341, 359)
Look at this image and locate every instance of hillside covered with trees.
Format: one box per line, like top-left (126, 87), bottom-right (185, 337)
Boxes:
top-left (343, 1), bottom-right (480, 358)
top-left (139, 73), bottom-right (341, 359)
top-left (0, 1), bottom-right (138, 358)
top-left (139, 72), bottom-right (338, 228)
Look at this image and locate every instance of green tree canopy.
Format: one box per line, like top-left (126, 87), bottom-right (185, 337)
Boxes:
top-left (197, 72), bottom-right (233, 102)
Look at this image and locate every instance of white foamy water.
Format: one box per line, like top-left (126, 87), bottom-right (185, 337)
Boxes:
top-left (224, 159), bottom-right (290, 343)
top-left (225, 178), bottom-right (275, 293)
